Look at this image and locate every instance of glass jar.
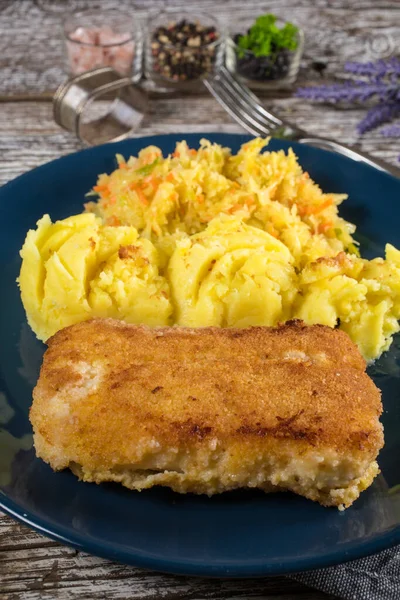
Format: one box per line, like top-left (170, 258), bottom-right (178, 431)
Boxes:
top-left (225, 15), bottom-right (304, 90)
top-left (145, 11), bottom-right (224, 92)
top-left (64, 10), bottom-right (143, 82)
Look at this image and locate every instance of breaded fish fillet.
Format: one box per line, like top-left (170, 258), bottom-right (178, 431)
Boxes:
top-left (30, 319), bottom-right (383, 509)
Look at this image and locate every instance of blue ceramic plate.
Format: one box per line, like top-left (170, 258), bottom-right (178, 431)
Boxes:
top-left (1, 133), bottom-right (400, 577)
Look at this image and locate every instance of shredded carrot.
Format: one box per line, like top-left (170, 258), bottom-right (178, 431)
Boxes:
top-left (93, 184), bottom-right (108, 192)
top-left (107, 215), bottom-right (121, 226)
top-left (152, 178), bottom-right (161, 191)
top-left (166, 172), bottom-right (175, 182)
top-left (196, 194), bottom-right (204, 204)
top-left (119, 162), bottom-right (127, 170)
top-left (266, 223), bottom-right (279, 238)
top-left (143, 176), bottom-right (161, 192)
top-left (298, 198), bottom-right (333, 217)
top-left (317, 221), bottom-right (333, 234)
top-left (108, 196), bottom-right (117, 206)
top-left (99, 188), bottom-right (111, 200)
top-left (189, 149), bottom-right (197, 156)
top-left (313, 199), bottom-right (333, 214)
top-left (228, 203), bottom-right (243, 214)
top-left (297, 206), bottom-right (308, 217)
top-left (137, 188), bottom-right (149, 206)
top-left (245, 196), bottom-right (255, 207)
top-left (130, 183), bottom-right (149, 206)
top-left (172, 151), bottom-right (180, 158)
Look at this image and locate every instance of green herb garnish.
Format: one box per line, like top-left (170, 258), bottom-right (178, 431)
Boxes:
top-left (135, 157), bottom-right (161, 177)
top-left (237, 14), bottom-right (298, 58)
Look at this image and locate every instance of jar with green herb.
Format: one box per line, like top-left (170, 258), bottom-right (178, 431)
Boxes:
top-left (226, 13), bottom-right (304, 90)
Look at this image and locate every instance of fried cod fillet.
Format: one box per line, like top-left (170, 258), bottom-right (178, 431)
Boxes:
top-left (30, 319), bottom-right (383, 509)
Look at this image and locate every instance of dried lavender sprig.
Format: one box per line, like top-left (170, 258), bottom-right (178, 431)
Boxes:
top-left (380, 123), bottom-right (400, 137)
top-left (296, 58), bottom-right (400, 158)
top-left (296, 81), bottom-right (398, 104)
top-left (345, 58), bottom-right (400, 78)
top-left (357, 102), bottom-right (400, 134)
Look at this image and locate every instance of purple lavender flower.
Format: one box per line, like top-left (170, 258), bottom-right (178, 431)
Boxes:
top-left (296, 58), bottom-right (400, 149)
top-left (296, 81), bottom-right (395, 104)
top-left (380, 123), bottom-right (400, 137)
top-left (344, 58), bottom-right (400, 79)
top-left (357, 102), bottom-right (400, 134)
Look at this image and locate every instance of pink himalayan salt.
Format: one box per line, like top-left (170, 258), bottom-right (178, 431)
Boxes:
top-left (67, 26), bottom-right (135, 76)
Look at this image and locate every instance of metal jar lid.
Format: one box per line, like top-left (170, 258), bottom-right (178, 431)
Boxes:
top-left (53, 67), bottom-right (148, 145)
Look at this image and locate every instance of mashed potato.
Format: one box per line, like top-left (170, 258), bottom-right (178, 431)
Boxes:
top-left (294, 247), bottom-right (400, 362)
top-left (18, 138), bottom-right (400, 361)
top-left (19, 213), bottom-right (171, 341)
top-left (169, 215), bottom-right (296, 327)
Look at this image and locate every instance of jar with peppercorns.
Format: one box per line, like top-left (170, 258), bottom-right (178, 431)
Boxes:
top-left (145, 12), bottom-right (224, 91)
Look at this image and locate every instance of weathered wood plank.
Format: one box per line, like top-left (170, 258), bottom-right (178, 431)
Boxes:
top-left (0, 0), bottom-right (399, 96)
top-left (0, 99), bottom-right (398, 190)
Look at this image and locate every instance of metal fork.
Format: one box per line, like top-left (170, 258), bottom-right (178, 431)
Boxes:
top-left (204, 66), bottom-right (400, 179)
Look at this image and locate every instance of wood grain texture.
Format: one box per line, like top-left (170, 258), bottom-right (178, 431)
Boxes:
top-left (0, 98), bottom-right (398, 189)
top-left (1, 1), bottom-right (399, 597)
top-left (0, 0), bottom-right (399, 97)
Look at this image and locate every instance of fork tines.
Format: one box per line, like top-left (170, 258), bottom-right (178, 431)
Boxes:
top-left (204, 66), bottom-right (284, 137)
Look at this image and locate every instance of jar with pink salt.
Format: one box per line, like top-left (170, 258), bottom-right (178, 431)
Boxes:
top-left (64, 10), bottom-right (142, 81)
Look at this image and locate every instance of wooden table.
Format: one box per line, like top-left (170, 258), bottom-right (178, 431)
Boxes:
top-left (1, 1), bottom-right (399, 598)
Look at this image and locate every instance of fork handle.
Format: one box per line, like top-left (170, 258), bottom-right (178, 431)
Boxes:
top-left (298, 137), bottom-right (400, 179)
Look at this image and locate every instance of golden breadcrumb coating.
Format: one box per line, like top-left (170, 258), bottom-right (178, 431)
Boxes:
top-left (30, 319), bottom-right (383, 509)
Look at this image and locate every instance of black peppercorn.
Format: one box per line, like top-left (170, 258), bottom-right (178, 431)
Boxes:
top-left (151, 19), bottom-right (220, 82)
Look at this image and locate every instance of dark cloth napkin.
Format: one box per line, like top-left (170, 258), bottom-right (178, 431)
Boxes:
top-left (291, 546), bottom-right (400, 599)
